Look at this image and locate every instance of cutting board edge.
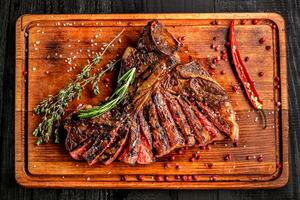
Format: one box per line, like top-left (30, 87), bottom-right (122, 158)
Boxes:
top-left (15, 13), bottom-right (289, 189)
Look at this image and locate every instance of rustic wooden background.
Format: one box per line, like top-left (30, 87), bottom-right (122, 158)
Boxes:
top-left (0, 0), bottom-right (299, 199)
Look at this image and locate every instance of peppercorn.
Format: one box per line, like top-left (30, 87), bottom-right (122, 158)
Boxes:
top-left (164, 176), bottom-right (170, 181)
top-left (182, 175), bottom-right (188, 181)
top-left (221, 54), bottom-right (227, 60)
top-left (175, 164), bottom-right (181, 169)
top-left (192, 175), bottom-right (198, 180)
top-left (164, 163), bottom-right (170, 169)
top-left (257, 155), bottom-right (263, 162)
top-left (265, 45), bottom-right (271, 50)
top-left (232, 85), bottom-right (239, 92)
top-left (258, 71), bottom-right (264, 77)
top-left (170, 155), bottom-right (176, 161)
top-left (189, 157), bottom-right (195, 162)
top-left (224, 154), bottom-right (232, 161)
top-left (155, 175), bottom-right (162, 181)
top-left (252, 19), bottom-right (258, 25)
top-left (233, 142), bottom-right (238, 147)
top-left (241, 19), bottom-right (247, 25)
top-left (207, 163), bottom-right (213, 168)
top-left (276, 101), bottom-right (281, 107)
top-left (120, 175), bottom-right (127, 181)
top-left (200, 146), bottom-right (207, 150)
top-left (137, 175), bottom-right (144, 181)
top-left (274, 84), bottom-right (280, 89)
top-left (210, 175), bottom-right (217, 181)
top-left (212, 58), bottom-right (218, 64)
top-left (259, 37), bottom-right (266, 44)
top-left (220, 70), bottom-right (225, 75)
top-left (276, 163), bottom-right (282, 169)
top-left (177, 149), bottom-right (183, 155)
top-left (274, 76), bottom-right (280, 82)
top-left (244, 56), bottom-right (249, 62)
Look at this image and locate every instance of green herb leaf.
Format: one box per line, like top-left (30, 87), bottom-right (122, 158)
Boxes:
top-left (79, 67), bottom-right (136, 119)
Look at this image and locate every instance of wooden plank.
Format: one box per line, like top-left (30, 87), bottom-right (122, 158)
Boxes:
top-left (15, 13), bottom-right (288, 189)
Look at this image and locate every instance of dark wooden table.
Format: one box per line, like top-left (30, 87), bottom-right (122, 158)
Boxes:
top-left (1, 0), bottom-right (299, 199)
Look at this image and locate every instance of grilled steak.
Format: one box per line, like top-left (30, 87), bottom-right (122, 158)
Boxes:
top-left (64, 20), bottom-right (239, 166)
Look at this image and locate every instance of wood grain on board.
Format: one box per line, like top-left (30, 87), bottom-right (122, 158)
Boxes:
top-left (15, 13), bottom-right (288, 189)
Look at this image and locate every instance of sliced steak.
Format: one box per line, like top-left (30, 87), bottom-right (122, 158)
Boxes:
top-left (152, 92), bottom-right (185, 149)
top-left (163, 92), bottom-right (196, 146)
top-left (63, 20), bottom-right (239, 166)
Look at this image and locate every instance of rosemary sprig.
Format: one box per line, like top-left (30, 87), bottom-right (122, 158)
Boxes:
top-left (32, 29), bottom-right (125, 145)
top-left (78, 67), bottom-right (136, 119)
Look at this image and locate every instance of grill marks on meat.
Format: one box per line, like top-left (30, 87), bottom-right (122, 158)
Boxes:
top-left (152, 92), bottom-right (185, 149)
top-left (163, 92), bottom-right (196, 146)
top-left (63, 20), bottom-right (239, 166)
top-left (149, 103), bottom-right (171, 157)
top-left (99, 127), bottom-right (129, 165)
top-left (137, 20), bottom-right (179, 56)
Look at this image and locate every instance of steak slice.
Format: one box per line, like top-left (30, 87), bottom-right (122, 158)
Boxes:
top-left (69, 136), bottom-right (97, 160)
top-left (148, 103), bottom-right (171, 157)
top-left (174, 61), bottom-right (239, 141)
top-left (63, 20), bottom-right (239, 166)
top-left (163, 92), bottom-right (196, 146)
top-left (152, 92), bottom-right (185, 149)
top-left (118, 114), bottom-right (140, 165)
top-left (98, 126), bottom-right (130, 165)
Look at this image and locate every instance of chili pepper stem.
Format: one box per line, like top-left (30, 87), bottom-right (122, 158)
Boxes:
top-left (258, 109), bottom-right (267, 129)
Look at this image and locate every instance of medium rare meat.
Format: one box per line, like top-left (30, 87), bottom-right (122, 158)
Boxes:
top-left (63, 20), bottom-right (239, 166)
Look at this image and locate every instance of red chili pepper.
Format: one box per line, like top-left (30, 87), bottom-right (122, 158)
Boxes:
top-left (229, 20), bottom-right (266, 128)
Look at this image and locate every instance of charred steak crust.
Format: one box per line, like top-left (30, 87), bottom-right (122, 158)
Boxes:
top-left (63, 20), bottom-right (239, 166)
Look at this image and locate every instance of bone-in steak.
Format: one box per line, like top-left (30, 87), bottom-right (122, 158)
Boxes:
top-left (63, 20), bottom-right (239, 166)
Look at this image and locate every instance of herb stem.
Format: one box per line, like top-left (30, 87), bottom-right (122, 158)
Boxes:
top-left (78, 67), bottom-right (136, 119)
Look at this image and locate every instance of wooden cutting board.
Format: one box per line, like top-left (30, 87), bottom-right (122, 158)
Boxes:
top-left (15, 13), bottom-right (288, 189)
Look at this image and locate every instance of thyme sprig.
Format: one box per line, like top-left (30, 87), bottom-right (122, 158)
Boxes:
top-left (32, 29), bottom-right (125, 145)
top-left (78, 67), bottom-right (136, 119)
